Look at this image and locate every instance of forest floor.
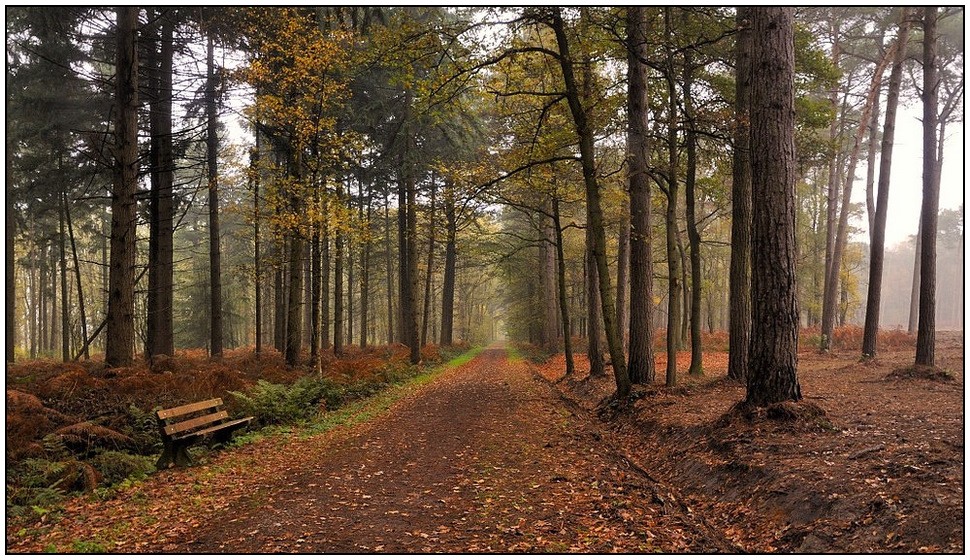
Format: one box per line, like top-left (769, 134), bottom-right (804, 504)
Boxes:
top-left (6, 334), bottom-right (964, 553)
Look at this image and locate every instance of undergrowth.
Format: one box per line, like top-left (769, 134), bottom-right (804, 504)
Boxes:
top-left (6, 344), bottom-right (481, 524)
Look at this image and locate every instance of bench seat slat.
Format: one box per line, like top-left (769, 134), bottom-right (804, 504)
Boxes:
top-left (164, 410), bottom-right (228, 436)
top-left (157, 398), bottom-right (223, 420)
top-left (171, 417), bottom-right (253, 441)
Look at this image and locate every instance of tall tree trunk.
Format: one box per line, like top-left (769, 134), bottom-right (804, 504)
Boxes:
top-left (360, 192), bottom-right (372, 348)
top-left (147, 11), bottom-right (175, 360)
top-left (626, 5), bottom-right (655, 386)
top-left (405, 164), bottom-right (420, 363)
top-left (440, 185), bottom-right (457, 346)
top-left (539, 202), bottom-right (558, 350)
top-left (59, 190), bottom-right (69, 361)
top-left (823, 30), bottom-right (846, 337)
top-left (663, 7), bottom-right (681, 386)
top-left (334, 184), bottom-right (345, 356)
top-left (206, 33), bottom-right (223, 358)
top-left (683, 48), bottom-right (703, 377)
top-left (865, 32), bottom-right (886, 240)
top-left (552, 195), bottom-right (574, 377)
top-left (915, 7), bottom-right (939, 367)
top-left (421, 176), bottom-right (437, 347)
top-left (746, 7), bottom-right (801, 406)
top-left (252, 137), bottom-right (262, 355)
top-left (40, 251), bottom-right (48, 355)
top-left (284, 151), bottom-right (304, 366)
top-left (310, 221), bottom-right (322, 370)
top-left (105, 6), bottom-right (139, 368)
top-left (908, 219), bottom-right (921, 333)
top-left (585, 241), bottom-right (605, 377)
top-left (346, 182), bottom-right (355, 346)
top-left (50, 249), bottom-right (58, 354)
top-left (862, 10), bottom-right (910, 358)
top-left (728, 6), bottom-right (752, 382)
top-left (64, 191), bottom-right (89, 359)
top-left (29, 248), bottom-right (37, 359)
top-left (397, 103), bottom-right (420, 364)
top-left (384, 189), bottom-right (394, 345)
top-left (274, 240), bottom-right (285, 352)
top-left (5, 139), bottom-right (14, 362)
top-left (616, 209), bottom-right (630, 352)
top-left (303, 244), bottom-right (312, 347)
top-left (820, 43), bottom-right (893, 352)
top-left (285, 233), bottom-right (304, 365)
top-left (321, 211), bottom-right (331, 349)
top-left (550, 8), bottom-right (629, 397)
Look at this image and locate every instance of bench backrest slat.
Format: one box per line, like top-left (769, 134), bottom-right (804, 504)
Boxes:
top-left (157, 398), bottom-right (223, 420)
top-left (163, 410), bottom-right (229, 436)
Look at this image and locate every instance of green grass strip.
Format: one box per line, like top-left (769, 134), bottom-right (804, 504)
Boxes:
top-left (301, 346), bottom-right (483, 436)
top-left (505, 345), bottom-right (524, 362)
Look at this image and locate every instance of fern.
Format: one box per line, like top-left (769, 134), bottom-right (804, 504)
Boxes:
top-left (228, 377), bottom-right (345, 427)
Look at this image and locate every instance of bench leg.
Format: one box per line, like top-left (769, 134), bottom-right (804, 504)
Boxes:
top-left (157, 441), bottom-right (175, 470)
top-left (173, 444), bottom-right (193, 467)
top-left (157, 441), bottom-right (193, 469)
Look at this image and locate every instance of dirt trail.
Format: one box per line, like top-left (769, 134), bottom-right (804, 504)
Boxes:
top-left (174, 346), bottom-right (725, 553)
top-left (8, 346), bottom-right (730, 553)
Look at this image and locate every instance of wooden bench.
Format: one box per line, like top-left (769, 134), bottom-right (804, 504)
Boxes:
top-left (155, 398), bottom-right (253, 469)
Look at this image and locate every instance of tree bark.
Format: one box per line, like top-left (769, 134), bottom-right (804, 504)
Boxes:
top-left (421, 175), bottom-right (437, 347)
top-left (915, 7), bottom-right (939, 366)
top-left (584, 240), bottom-right (605, 377)
top-left (683, 46), bottom-right (703, 377)
top-left (862, 10), bottom-right (910, 358)
top-left (616, 205), bottom-right (630, 353)
top-left (550, 8), bottom-right (629, 397)
top-left (820, 42), bottom-right (894, 352)
top-left (865, 32), bottom-right (886, 240)
top-left (274, 240), bottom-right (285, 352)
top-left (346, 182), bottom-right (355, 346)
top-left (252, 137), bottom-right (262, 355)
top-left (285, 233), bottom-right (304, 365)
top-left (663, 8), bottom-right (681, 386)
top-left (334, 184), bottom-right (345, 356)
top-left (147, 11), bottom-right (175, 360)
top-left (728, 6), bottom-right (752, 383)
top-left (440, 185), bottom-right (457, 346)
top-left (64, 190), bottom-right (89, 360)
top-left (626, 5), bottom-right (655, 386)
top-left (284, 151), bottom-right (304, 366)
top-left (310, 221), bottom-right (322, 370)
top-left (321, 210), bottom-right (331, 349)
top-left (206, 32), bottom-right (223, 358)
top-left (397, 100), bottom-right (420, 364)
top-left (540, 201), bottom-right (559, 350)
top-left (384, 189), bottom-right (394, 345)
top-left (908, 217), bottom-right (921, 333)
top-left (104, 6), bottom-right (139, 368)
top-left (552, 195), bottom-right (574, 377)
top-left (746, 7), bottom-right (801, 406)
top-left (360, 190), bottom-right (372, 348)
top-left (59, 189), bottom-right (69, 361)
top-left (5, 140), bottom-right (13, 362)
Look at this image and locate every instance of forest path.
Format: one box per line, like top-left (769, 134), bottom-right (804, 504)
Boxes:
top-left (9, 346), bottom-right (729, 553)
top-left (175, 346), bottom-right (721, 553)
